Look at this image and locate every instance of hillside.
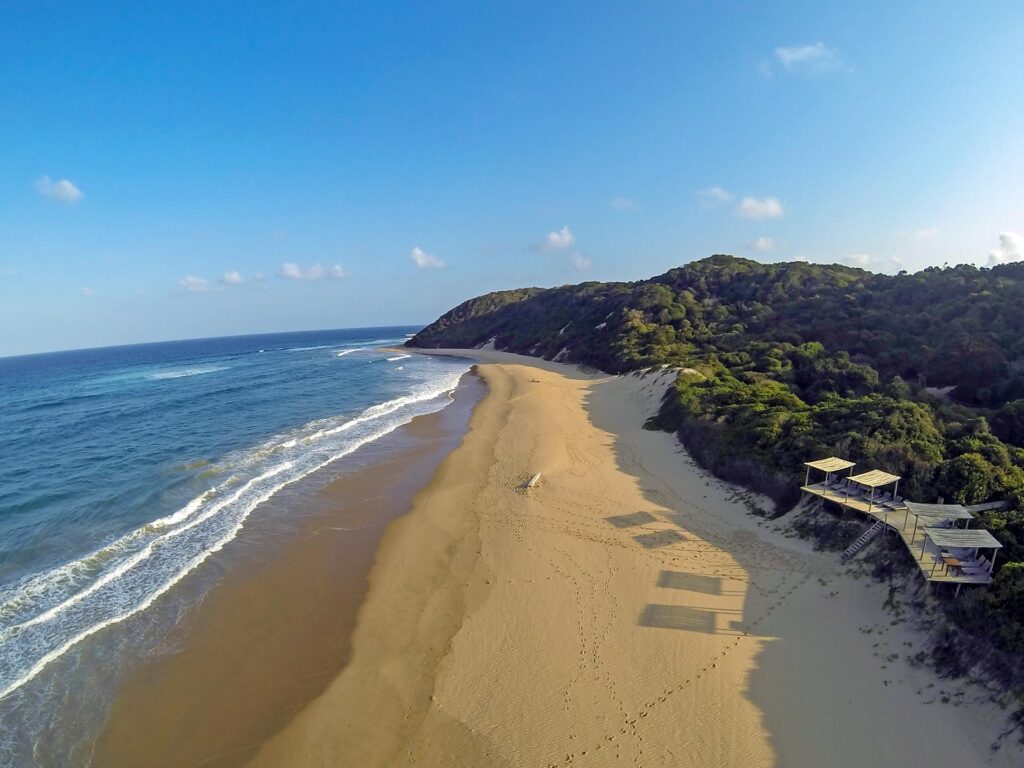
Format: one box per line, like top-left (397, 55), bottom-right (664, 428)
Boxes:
top-left (410, 256), bottom-right (1024, 650)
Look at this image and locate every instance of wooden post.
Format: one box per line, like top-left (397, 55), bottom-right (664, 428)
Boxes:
top-left (868, 486), bottom-right (875, 513)
top-left (804, 465), bottom-right (810, 487)
top-left (989, 550), bottom-right (998, 574)
top-left (893, 479), bottom-right (899, 500)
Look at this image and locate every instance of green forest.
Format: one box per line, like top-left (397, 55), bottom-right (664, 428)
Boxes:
top-left (409, 254), bottom-right (1024, 662)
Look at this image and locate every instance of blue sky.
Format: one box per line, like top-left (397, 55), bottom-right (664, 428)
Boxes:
top-left (2, 1), bottom-right (1023, 356)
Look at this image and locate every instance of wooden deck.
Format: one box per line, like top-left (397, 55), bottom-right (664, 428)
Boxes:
top-left (801, 483), bottom-right (993, 585)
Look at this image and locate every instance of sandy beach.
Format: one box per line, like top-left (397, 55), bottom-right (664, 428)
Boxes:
top-left (249, 351), bottom-right (1022, 768)
top-left (92, 374), bottom-right (484, 767)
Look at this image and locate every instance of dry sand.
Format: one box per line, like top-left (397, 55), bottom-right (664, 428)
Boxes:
top-left (250, 351), bottom-right (1021, 768)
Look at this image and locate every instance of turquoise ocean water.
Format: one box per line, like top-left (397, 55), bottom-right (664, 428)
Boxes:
top-left (0, 327), bottom-right (469, 764)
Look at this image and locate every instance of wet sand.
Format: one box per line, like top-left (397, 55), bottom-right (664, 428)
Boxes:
top-left (92, 373), bottom-right (484, 767)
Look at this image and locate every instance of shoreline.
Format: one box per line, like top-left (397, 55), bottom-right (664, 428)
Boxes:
top-left (91, 370), bottom-right (484, 767)
top-left (250, 350), bottom-right (1022, 767)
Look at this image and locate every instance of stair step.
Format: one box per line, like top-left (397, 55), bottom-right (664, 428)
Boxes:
top-left (842, 520), bottom-right (885, 561)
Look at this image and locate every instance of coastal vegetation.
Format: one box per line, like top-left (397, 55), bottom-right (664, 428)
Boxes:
top-left (409, 254), bottom-right (1024, 673)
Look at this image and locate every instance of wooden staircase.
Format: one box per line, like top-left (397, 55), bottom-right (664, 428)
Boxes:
top-left (842, 520), bottom-right (885, 561)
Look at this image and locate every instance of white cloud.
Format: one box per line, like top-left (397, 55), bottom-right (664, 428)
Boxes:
top-left (278, 262), bottom-right (349, 280)
top-left (697, 186), bottom-right (733, 208)
top-left (325, 264), bottom-right (349, 279)
top-left (988, 231), bottom-right (1024, 266)
top-left (569, 252), bottom-right (591, 271)
top-left (81, 286), bottom-right (95, 297)
top-left (410, 246), bottom-right (445, 269)
top-left (846, 253), bottom-right (873, 268)
top-left (180, 275), bottom-right (212, 292)
top-left (36, 175), bottom-right (84, 203)
top-left (540, 225), bottom-right (575, 252)
top-left (736, 196), bottom-right (784, 220)
top-left (220, 270), bottom-right (245, 285)
top-left (610, 196), bottom-right (638, 210)
top-left (752, 236), bottom-right (775, 253)
top-left (773, 42), bottom-right (847, 75)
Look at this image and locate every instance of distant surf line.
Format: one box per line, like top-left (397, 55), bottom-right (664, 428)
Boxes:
top-left (147, 366), bottom-right (229, 381)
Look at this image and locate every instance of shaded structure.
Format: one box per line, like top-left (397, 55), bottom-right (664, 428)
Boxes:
top-left (844, 469), bottom-right (900, 513)
top-left (901, 501), bottom-right (973, 541)
top-left (921, 528), bottom-right (1002, 576)
top-left (800, 456), bottom-right (998, 587)
top-left (803, 456), bottom-right (855, 487)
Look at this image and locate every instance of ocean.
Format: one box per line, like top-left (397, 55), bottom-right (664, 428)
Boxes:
top-left (0, 327), bottom-right (471, 764)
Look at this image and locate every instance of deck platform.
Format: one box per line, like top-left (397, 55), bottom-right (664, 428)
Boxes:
top-left (801, 482), bottom-right (993, 585)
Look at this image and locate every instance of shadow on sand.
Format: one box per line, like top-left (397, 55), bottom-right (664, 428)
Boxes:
top-left (633, 529), bottom-right (687, 548)
top-left (658, 570), bottom-right (722, 594)
top-left (606, 511), bottom-right (658, 528)
top-left (638, 603), bottom-right (746, 635)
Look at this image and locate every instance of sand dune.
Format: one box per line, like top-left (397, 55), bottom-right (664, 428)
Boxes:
top-left (250, 352), bottom-right (1020, 767)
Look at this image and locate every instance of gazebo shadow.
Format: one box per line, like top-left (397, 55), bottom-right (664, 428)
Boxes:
top-left (638, 603), bottom-right (745, 635)
top-left (656, 570), bottom-right (744, 596)
top-left (605, 511), bottom-right (658, 528)
top-left (633, 529), bottom-right (687, 549)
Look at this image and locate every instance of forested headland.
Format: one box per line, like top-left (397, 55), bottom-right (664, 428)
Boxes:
top-left (409, 254), bottom-right (1024, 671)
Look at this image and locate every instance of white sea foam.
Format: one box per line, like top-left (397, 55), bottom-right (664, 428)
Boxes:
top-left (163, 463), bottom-right (292, 542)
top-left (335, 348), bottom-right (367, 357)
top-left (149, 490), bottom-right (214, 529)
top-left (356, 337), bottom-right (405, 347)
top-left (387, 354), bottom-right (411, 362)
top-left (0, 468), bottom-right (293, 702)
top-left (0, 491), bottom-right (215, 625)
top-left (286, 345), bottom-right (331, 352)
top-left (147, 366), bottom-right (228, 380)
top-left (0, 362), bottom-right (469, 702)
top-left (3, 545), bottom-right (156, 634)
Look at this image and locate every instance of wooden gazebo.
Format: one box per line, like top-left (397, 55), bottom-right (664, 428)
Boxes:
top-left (803, 456), bottom-right (856, 487)
top-left (921, 527), bottom-right (1003, 590)
top-left (844, 469), bottom-right (901, 513)
top-left (901, 501), bottom-right (973, 543)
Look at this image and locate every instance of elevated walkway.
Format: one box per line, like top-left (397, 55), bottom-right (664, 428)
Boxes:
top-left (802, 482), bottom-right (995, 585)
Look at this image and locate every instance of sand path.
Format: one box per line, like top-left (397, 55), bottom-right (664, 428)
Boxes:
top-left (250, 353), bottom-right (1018, 767)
